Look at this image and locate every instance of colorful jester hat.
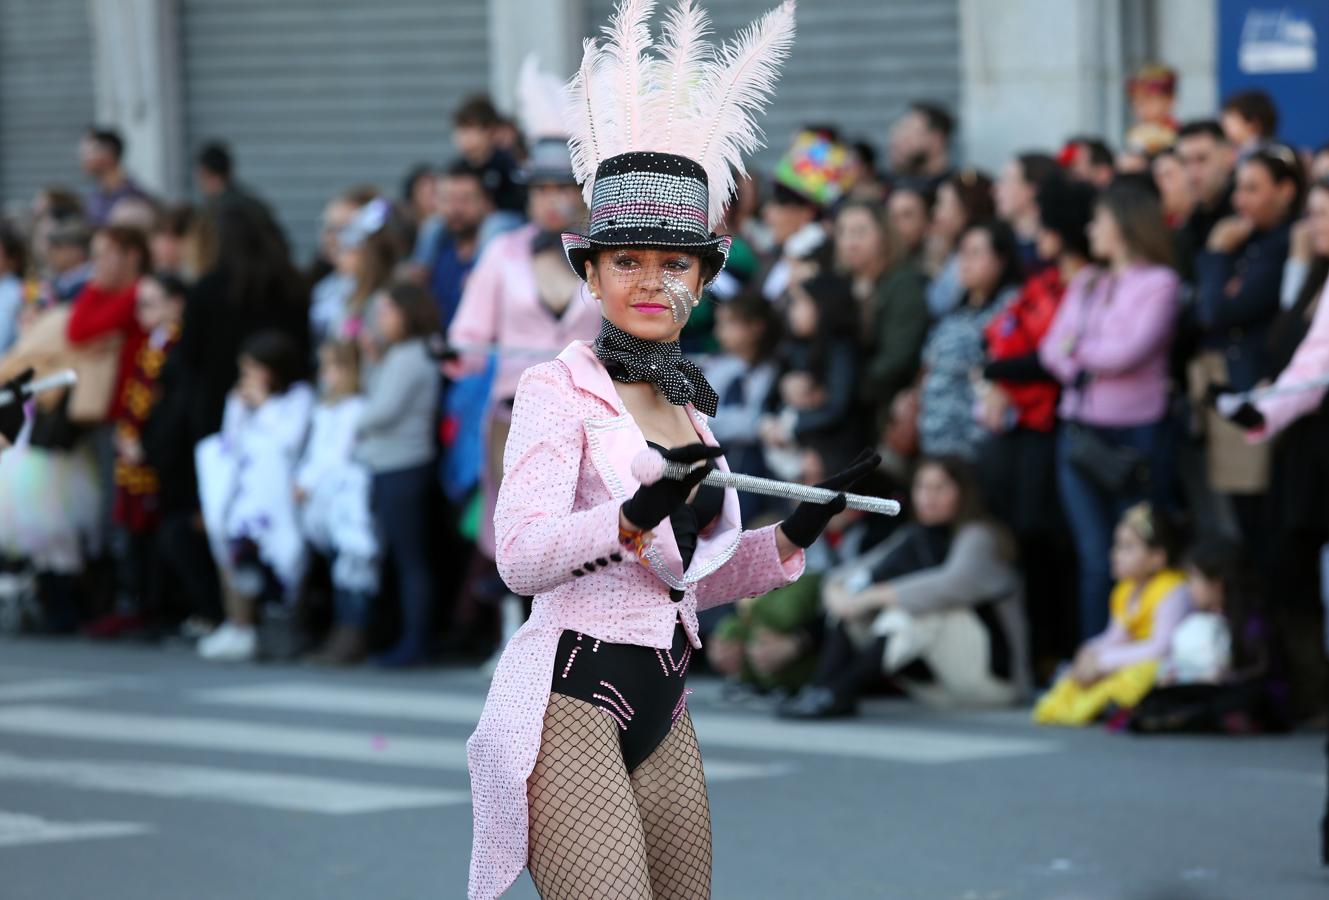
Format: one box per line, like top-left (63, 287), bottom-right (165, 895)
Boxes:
top-left (560, 0), bottom-right (797, 284)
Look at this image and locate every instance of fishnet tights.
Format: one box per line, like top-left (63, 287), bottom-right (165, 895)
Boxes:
top-left (527, 693), bottom-right (712, 899)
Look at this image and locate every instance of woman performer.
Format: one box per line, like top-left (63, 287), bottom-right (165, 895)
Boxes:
top-left (466, 2), bottom-right (876, 897)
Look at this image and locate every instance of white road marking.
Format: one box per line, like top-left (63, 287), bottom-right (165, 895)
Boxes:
top-left (0, 678), bottom-right (117, 703)
top-left (198, 682), bottom-right (485, 723)
top-left (197, 682), bottom-right (1059, 764)
top-left (0, 752), bottom-right (468, 814)
top-left (0, 706), bottom-right (788, 784)
top-left (0, 810), bottom-right (150, 848)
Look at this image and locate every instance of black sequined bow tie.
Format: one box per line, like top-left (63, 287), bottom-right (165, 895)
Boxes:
top-left (592, 319), bottom-right (719, 417)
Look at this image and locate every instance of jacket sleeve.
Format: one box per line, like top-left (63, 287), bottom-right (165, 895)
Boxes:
top-left (446, 238), bottom-right (505, 377)
top-left (1195, 239), bottom-right (1286, 332)
top-left (1073, 268), bottom-right (1178, 375)
top-left (67, 284), bottom-right (136, 344)
top-left (888, 524), bottom-right (1017, 615)
top-left (1038, 277), bottom-right (1086, 385)
top-left (356, 347), bottom-right (423, 436)
top-left (694, 523), bottom-right (804, 612)
top-left (867, 270), bottom-right (928, 397)
top-left (1092, 585), bottom-right (1190, 672)
top-left (794, 341), bottom-right (858, 436)
top-left (1253, 280), bottom-right (1329, 439)
top-left (493, 364), bottom-right (627, 597)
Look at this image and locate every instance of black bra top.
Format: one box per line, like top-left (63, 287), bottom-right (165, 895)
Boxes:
top-left (646, 441), bottom-right (725, 578)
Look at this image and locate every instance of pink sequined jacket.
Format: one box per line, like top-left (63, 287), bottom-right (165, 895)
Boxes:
top-left (466, 339), bottom-right (805, 899)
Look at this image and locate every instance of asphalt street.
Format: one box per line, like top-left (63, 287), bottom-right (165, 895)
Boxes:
top-left (0, 636), bottom-right (1323, 900)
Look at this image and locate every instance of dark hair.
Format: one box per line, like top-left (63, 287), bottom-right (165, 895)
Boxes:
top-left (1097, 177), bottom-right (1174, 268)
top-left (718, 291), bottom-right (781, 361)
top-left (190, 202), bottom-right (303, 310)
top-left (401, 164), bottom-right (436, 203)
top-left (1068, 136), bottom-right (1114, 168)
top-left (196, 141), bottom-right (233, 180)
top-left (942, 168), bottom-right (996, 229)
top-left (1222, 89), bottom-right (1279, 138)
top-left (771, 180), bottom-right (820, 211)
top-left (97, 224), bottom-right (151, 274)
top-left (850, 139), bottom-right (878, 174)
top-left (1177, 119), bottom-right (1227, 143)
top-left (959, 219), bottom-right (1023, 300)
top-left (39, 186), bottom-right (85, 222)
top-left (0, 225), bottom-right (28, 277)
top-left (785, 272), bottom-right (857, 375)
top-left (383, 280), bottom-right (441, 340)
top-left (1036, 175), bottom-right (1095, 260)
top-left (341, 184), bottom-right (380, 207)
top-left (85, 126), bottom-right (124, 160)
top-left (909, 102), bottom-right (954, 142)
top-left (889, 180), bottom-right (936, 212)
top-left (153, 204), bottom-right (195, 238)
top-left (443, 157), bottom-right (486, 186)
top-left (238, 329), bottom-right (305, 394)
top-left (1120, 502), bottom-right (1184, 565)
top-left (349, 203), bottom-right (410, 315)
top-left (1186, 535), bottom-right (1265, 671)
top-left (147, 271), bottom-right (188, 300)
top-left (1241, 144), bottom-right (1307, 219)
top-left (1016, 152), bottom-right (1060, 190)
top-left (453, 94), bottom-right (501, 128)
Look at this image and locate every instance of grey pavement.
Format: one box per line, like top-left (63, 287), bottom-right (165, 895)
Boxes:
top-left (0, 636), bottom-right (1323, 900)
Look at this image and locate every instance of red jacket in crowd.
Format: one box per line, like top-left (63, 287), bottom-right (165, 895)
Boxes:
top-left (984, 266), bottom-right (1066, 432)
top-left (66, 279), bottom-right (145, 422)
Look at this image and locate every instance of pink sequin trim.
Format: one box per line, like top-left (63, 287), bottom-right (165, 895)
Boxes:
top-left (592, 692), bottom-right (632, 723)
top-left (598, 680), bottom-right (635, 717)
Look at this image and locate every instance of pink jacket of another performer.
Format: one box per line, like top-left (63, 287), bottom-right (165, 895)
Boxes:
top-left (1252, 280), bottom-right (1329, 440)
top-left (466, 339), bottom-right (805, 899)
top-left (446, 223), bottom-right (602, 402)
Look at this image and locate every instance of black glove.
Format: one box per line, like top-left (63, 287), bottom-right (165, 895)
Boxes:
top-left (0, 368), bottom-right (34, 444)
top-left (621, 442), bottom-right (725, 530)
top-left (779, 449), bottom-right (882, 548)
top-left (1205, 382), bottom-right (1266, 431)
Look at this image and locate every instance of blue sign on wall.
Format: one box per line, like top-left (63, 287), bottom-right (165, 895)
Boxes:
top-left (1219, 0), bottom-right (1329, 149)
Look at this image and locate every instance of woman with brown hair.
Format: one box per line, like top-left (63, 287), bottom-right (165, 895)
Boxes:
top-left (779, 456), bottom-right (1027, 718)
top-left (834, 199), bottom-right (929, 425)
top-left (925, 168), bottom-right (996, 318)
top-left (1040, 177), bottom-right (1181, 640)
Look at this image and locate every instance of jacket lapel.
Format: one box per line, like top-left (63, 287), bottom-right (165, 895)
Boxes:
top-left (559, 340), bottom-right (741, 588)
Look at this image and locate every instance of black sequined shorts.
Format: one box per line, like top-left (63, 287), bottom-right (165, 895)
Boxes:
top-left (549, 619), bottom-right (693, 773)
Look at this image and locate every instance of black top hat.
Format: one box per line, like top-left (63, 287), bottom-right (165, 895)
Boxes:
top-left (561, 151), bottom-right (731, 284)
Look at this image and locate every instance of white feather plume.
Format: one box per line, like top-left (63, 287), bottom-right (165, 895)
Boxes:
top-left (652, 0), bottom-right (712, 153)
top-left (689, 0), bottom-right (795, 227)
top-left (516, 55), bottom-right (572, 141)
top-left (566, 0), bottom-right (797, 227)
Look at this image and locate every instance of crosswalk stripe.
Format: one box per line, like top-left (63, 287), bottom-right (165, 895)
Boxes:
top-left (196, 682), bottom-right (1059, 764)
top-left (0, 810), bottom-right (151, 848)
top-left (0, 752), bottom-right (469, 814)
top-left (0, 678), bottom-right (118, 703)
top-left (0, 706), bottom-right (788, 784)
top-left (197, 683), bottom-right (485, 723)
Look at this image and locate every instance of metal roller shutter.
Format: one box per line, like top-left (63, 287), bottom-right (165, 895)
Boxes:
top-left (584, 0), bottom-right (961, 172)
top-left (180, 0), bottom-right (490, 261)
top-left (0, 0), bottom-right (96, 213)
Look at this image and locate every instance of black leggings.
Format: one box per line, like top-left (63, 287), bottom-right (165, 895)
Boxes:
top-left (549, 619), bottom-right (693, 773)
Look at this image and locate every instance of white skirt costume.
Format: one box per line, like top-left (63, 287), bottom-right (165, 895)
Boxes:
top-left (294, 397), bottom-right (379, 595)
top-left (196, 385), bottom-right (315, 595)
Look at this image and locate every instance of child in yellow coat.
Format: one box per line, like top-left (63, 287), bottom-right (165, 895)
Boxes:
top-left (1035, 504), bottom-right (1190, 725)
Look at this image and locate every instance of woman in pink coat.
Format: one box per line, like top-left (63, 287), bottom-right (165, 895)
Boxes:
top-left (466, 4), bottom-right (874, 897)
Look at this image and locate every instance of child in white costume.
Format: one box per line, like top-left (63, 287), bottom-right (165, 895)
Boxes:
top-left (298, 342), bottom-right (379, 664)
top-left (195, 331), bottom-right (313, 661)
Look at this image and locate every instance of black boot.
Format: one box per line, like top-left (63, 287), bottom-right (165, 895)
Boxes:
top-left (777, 633), bottom-right (887, 720)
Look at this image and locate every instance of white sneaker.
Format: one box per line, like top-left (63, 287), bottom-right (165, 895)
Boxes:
top-left (198, 623), bottom-right (257, 662)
